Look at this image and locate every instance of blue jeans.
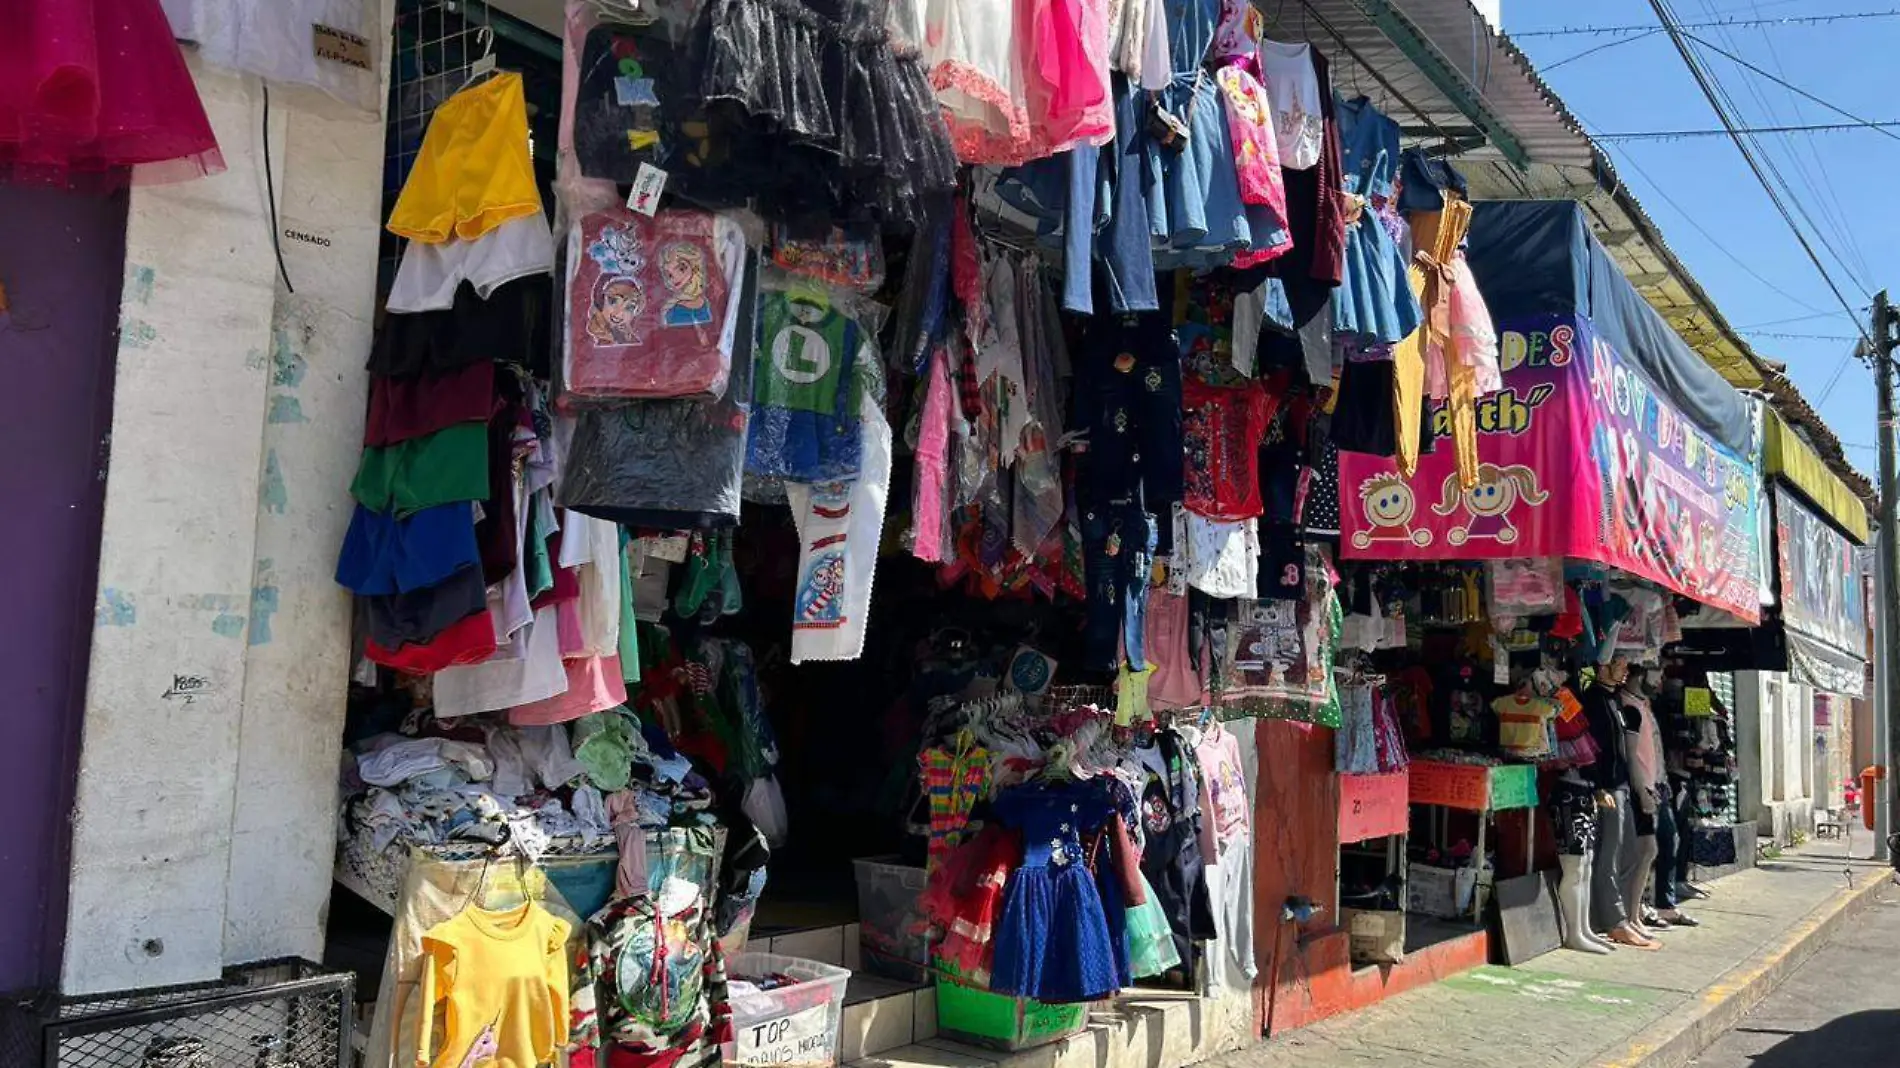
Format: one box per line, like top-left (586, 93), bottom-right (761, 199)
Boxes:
top-left (1083, 503), bottom-right (1155, 671)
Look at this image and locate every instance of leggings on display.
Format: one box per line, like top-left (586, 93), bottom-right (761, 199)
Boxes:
top-left (1590, 786), bottom-right (1632, 932)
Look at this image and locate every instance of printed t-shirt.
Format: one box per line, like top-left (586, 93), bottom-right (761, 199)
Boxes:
top-left (350, 421), bottom-right (490, 517)
top-left (335, 502), bottom-right (480, 595)
top-left (746, 289), bottom-right (876, 482)
top-left (1182, 375), bottom-right (1276, 520)
top-left (364, 360), bottom-right (495, 447)
top-left (1195, 726), bottom-right (1251, 849)
top-left (564, 207), bottom-right (746, 402)
top-left (417, 901), bottom-right (572, 1068)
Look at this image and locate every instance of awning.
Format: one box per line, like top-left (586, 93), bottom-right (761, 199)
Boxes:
top-left (1772, 485), bottom-right (1870, 696)
top-left (1764, 410), bottom-right (1870, 544)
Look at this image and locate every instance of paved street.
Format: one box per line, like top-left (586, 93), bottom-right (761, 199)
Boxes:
top-left (1690, 886), bottom-right (1900, 1067)
top-left (1199, 835), bottom-right (1890, 1068)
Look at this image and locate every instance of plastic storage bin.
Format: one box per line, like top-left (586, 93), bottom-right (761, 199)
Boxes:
top-left (723, 951), bottom-right (853, 1068)
top-left (852, 856), bottom-right (931, 982)
top-left (932, 974), bottom-right (1088, 1052)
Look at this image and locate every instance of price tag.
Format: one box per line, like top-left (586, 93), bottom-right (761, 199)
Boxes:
top-left (629, 162), bottom-right (668, 215)
top-left (734, 1005), bottom-right (833, 1067)
top-left (1491, 638), bottom-right (1511, 685)
top-left (1685, 687), bottom-right (1713, 718)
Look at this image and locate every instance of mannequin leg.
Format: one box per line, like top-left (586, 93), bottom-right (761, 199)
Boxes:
top-left (1578, 851), bottom-right (1617, 950)
top-left (1624, 832), bottom-right (1660, 934)
top-left (1589, 792), bottom-right (1628, 933)
top-left (1558, 854), bottom-right (1611, 954)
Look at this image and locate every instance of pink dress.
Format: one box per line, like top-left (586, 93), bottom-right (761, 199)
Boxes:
top-left (1019, 0), bottom-right (1113, 158)
top-left (0, 0), bottom-right (223, 187)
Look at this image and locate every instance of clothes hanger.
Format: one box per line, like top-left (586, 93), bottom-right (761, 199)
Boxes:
top-left (453, 26), bottom-right (499, 96)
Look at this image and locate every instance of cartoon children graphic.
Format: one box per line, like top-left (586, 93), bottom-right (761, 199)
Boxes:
top-left (659, 241), bottom-right (713, 327)
top-left (585, 274), bottom-right (645, 346)
top-left (1431, 463), bottom-right (1549, 546)
top-left (1353, 474), bottom-right (1433, 548)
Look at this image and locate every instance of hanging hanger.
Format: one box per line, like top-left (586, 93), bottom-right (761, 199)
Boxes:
top-left (454, 25), bottom-right (499, 96)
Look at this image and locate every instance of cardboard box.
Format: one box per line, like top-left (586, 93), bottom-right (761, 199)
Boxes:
top-left (1406, 862), bottom-right (1478, 919)
top-left (1342, 907), bottom-right (1406, 965)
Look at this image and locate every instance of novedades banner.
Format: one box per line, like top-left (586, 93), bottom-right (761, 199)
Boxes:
top-left (1339, 314), bottom-right (1763, 623)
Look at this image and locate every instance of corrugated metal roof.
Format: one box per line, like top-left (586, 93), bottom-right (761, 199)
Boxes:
top-left (1278, 0), bottom-right (1875, 501)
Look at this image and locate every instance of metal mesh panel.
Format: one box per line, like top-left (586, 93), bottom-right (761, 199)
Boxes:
top-left (0, 959), bottom-right (350, 1068)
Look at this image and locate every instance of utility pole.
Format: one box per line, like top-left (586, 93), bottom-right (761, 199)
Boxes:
top-left (1875, 290), bottom-right (1900, 867)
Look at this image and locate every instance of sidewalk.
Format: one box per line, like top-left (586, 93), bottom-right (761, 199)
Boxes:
top-left (1208, 831), bottom-right (1894, 1068)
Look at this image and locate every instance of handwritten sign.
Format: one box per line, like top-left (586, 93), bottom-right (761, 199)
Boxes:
top-left (1409, 760), bottom-right (1492, 811)
top-left (1487, 765), bottom-right (1538, 811)
top-left (1339, 771), bottom-right (1410, 843)
top-left (734, 1005), bottom-right (834, 1068)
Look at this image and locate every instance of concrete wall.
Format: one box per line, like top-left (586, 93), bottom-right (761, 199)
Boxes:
top-left (60, 54), bottom-right (382, 995)
top-left (1734, 670), bottom-right (1817, 845)
top-left (0, 187), bottom-right (127, 992)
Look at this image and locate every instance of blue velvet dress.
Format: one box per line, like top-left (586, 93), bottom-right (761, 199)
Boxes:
top-left (989, 782), bottom-right (1123, 1003)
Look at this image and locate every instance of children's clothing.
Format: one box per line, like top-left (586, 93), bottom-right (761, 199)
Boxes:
top-left (387, 72), bottom-right (542, 243)
top-left (989, 782), bottom-right (1122, 1002)
top-left (416, 901), bottom-right (572, 1068)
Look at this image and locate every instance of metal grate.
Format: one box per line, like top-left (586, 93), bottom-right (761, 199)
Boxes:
top-left (0, 959), bottom-right (351, 1068)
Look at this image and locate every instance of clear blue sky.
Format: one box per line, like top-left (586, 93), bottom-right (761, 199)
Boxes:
top-left (1504, 0), bottom-right (1899, 480)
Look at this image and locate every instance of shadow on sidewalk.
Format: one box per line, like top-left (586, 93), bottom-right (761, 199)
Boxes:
top-left (1729, 1010), bottom-right (1900, 1065)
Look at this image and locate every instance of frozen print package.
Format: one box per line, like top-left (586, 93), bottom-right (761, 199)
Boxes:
top-left (563, 206), bottom-right (748, 404)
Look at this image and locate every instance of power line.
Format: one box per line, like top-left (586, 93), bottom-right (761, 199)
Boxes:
top-left (1642, 0), bottom-right (1875, 349)
top-left (1545, 30), bottom-right (1661, 72)
top-left (1674, 14), bottom-right (1877, 298)
top-left (1741, 329), bottom-right (1863, 341)
top-left (1683, 31), bottom-right (1900, 145)
top-left (1740, 309), bottom-right (1869, 328)
top-left (1692, 1), bottom-right (1877, 290)
top-left (1514, 10), bottom-right (1900, 37)
top-left (1595, 120), bottom-right (1900, 141)
top-left (1591, 135), bottom-right (1837, 315)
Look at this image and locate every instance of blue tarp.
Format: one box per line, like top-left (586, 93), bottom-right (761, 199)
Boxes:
top-left (1464, 201), bottom-right (1754, 455)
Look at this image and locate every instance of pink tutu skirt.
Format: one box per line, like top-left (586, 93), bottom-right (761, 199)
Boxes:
top-left (0, 0), bottom-right (223, 188)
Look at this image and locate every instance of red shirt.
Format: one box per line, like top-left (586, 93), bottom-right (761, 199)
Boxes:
top-left (365, 608), bottom-right (497, 674)
top-left (364, 360), bottom-right (495, 447)
top-left (1182, 376), bottom-right (1277, 520)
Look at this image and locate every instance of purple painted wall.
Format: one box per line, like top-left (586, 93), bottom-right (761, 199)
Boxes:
top-left (0, 185), bottom-right (125, 992)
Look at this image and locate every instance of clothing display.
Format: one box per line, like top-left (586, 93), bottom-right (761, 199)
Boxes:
top-left (2, 0), bottom-right (224, 187)
top-left (415, 900), bottom-right (572, 1068)
top-left (388, 72), bottom-right (543, 243)
top-left (309, 6), bottom-right (1691, 1054)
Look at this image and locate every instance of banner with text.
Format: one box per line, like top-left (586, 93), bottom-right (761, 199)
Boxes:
top-left (1339, 314), bottom-right (1763, 623)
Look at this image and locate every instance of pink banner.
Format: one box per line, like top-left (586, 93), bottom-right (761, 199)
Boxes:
top-left (1339, 315), bottom-right (1763, 623)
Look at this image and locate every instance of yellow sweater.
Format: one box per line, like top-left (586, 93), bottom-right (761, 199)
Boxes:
top-left (417, 901), bottom-right (572, 1068)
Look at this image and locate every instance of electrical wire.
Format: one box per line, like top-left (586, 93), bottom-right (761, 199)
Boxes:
top-left (1545, 30), bottom-right (1662, 72)
top-left (1741, 330), bottom-right (1862, 341)
top-left (1513, 9), bottom-right (1900, 37)
top-left (1682, 31), bottom-right (1900, 145)
top-left (1642, 0), bottom-right (1875, 346)
top-left (1595, 121), bottom-right (1900, 140)
top-left (262, 85), bottom-right (294, 295)
top-left (1688, 2), bottom-right (1877, 292)
top-left (1590, 135), bottom-right (1836, 316)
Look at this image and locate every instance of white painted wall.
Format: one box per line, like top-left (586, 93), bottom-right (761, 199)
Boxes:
top-left (62, 50), bottom-right (382, 995)
top-left (1734, 670), bottom-right (1817, 845)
